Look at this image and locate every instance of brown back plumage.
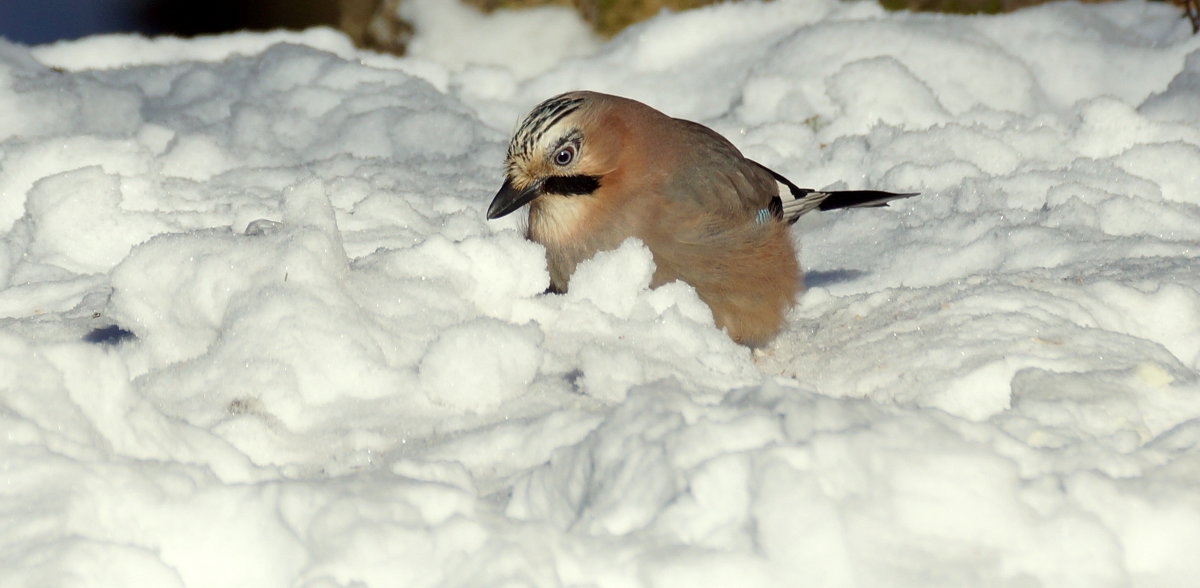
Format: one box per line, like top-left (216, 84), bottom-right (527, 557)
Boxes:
top-left (489, 91), bottom-right (913, 346)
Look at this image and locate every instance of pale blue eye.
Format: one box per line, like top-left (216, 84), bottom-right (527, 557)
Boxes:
top-left (554, 145), bottom-right (575, 166)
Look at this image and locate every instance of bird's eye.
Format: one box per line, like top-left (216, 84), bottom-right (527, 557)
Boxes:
top-left (554, 144), bottom-right (576, 166)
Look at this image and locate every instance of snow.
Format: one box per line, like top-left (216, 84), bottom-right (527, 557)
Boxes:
top-left (2, 0), bottom-right (1200, 585)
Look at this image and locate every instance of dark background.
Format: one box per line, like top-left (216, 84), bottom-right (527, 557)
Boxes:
top-left (0, 0), bottom-right (337, 45)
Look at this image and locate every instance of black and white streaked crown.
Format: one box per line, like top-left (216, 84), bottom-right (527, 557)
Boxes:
top-left (507, 94), bottom-right (585, 167)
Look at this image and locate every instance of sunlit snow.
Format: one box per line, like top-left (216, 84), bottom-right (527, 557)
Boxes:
top-left (3, 0), bottom-right (1200, 586)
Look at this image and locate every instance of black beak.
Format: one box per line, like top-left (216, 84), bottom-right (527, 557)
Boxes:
top-left (487, 178), bottom-right (541, 220)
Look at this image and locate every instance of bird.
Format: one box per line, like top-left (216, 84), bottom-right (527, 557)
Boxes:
top-left (487, 91), bottom-right (916, 347)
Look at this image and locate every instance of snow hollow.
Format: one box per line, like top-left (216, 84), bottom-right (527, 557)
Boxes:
top-left (3, 0), bottom-right (1200, 585)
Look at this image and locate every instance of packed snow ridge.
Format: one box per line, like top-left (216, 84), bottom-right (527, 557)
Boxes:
top-left (3, 0), bottom-right (1200, 586)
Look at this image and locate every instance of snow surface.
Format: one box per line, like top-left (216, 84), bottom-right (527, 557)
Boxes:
top-left (3, 0), bottom-right (1200, 585)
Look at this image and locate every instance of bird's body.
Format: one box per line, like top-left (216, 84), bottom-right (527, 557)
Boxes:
top-left (488, 91), bottom-right (914, 346)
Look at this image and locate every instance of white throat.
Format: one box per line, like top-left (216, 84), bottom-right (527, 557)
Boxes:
top-left (528, 195), bottom-right (592, 247)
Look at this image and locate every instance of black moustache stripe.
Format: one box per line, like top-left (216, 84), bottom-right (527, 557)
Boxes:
top-left (541, 175), bottom-right (601, 196)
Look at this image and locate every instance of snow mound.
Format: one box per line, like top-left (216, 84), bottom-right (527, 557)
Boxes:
top-left (3, 0), bottom-right (1200, 585)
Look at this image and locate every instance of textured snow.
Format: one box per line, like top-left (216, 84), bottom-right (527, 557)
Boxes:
top-left (3, 0), bottom-right (1200, 586)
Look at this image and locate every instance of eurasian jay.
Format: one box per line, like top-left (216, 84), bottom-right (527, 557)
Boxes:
top-left (487, 91), bottom-right (915, 347)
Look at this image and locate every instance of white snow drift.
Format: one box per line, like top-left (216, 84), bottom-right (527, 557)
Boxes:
top-left (2, 0), bottom-right (1200, 586)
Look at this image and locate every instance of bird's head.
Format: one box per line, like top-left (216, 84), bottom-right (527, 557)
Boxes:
top-left (487, 91), bottom-right (623, 220)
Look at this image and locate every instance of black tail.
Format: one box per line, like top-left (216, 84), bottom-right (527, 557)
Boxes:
top-left (756, 162), bottom-right (918, 224)
top-left (817, 190), bottom-right (919, 211)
